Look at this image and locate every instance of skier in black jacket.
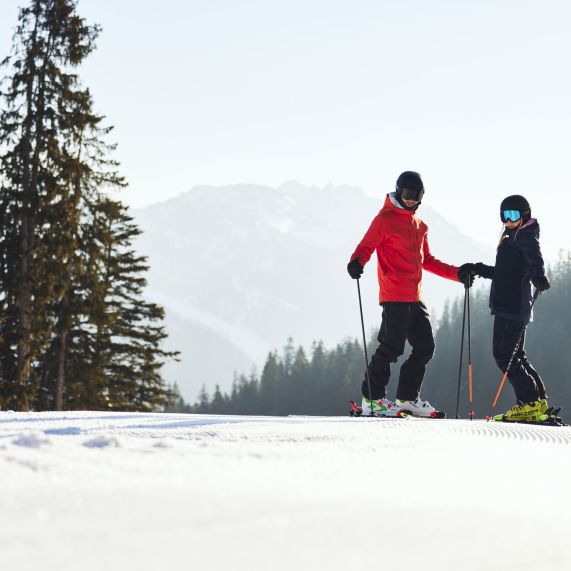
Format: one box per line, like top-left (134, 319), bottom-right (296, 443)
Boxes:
top-left (470, 195), bottom-right (551, 422)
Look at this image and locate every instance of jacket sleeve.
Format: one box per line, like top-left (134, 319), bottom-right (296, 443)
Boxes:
top-left (422, 234), bottom-right (460, 282)
top-left (350, 213), bottom-right (385, 266)
top-left (517, 232), bottom-right (546, 279)
top-left (476, 263), bottom-right (495, 279)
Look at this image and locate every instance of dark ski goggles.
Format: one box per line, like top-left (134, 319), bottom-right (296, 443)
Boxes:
top-left (501, 209), bottom-right (521, 223)
top-left (400, 187), bottom-right (424, 202)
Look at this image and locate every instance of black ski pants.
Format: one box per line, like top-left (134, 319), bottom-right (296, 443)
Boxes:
top-left (492, 316), bottom-right (546, 404)
top-left (362, 302), bottom-right (435, 401)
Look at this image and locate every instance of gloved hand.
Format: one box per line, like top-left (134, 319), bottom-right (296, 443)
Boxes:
top-left (474, 262), bottom-right (494, 279)
top-left (457, 263), bottom-right (476, 287)
top-left (347, 259), bottom-right (363, 279)
top-left (532, 276), bottom-right (550, 292)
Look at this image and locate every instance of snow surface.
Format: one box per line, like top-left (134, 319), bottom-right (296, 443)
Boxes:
top-left (1, 411), bottom-right (570, 571)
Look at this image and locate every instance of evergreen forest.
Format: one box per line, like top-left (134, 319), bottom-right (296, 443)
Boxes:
top-left (185, 252), bottom-right (571, 419)
top-left (0, 0), bottom-right (177, 411)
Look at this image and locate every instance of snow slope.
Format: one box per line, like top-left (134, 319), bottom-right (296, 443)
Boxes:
top-left (1, 411), bottom-right (570, 571)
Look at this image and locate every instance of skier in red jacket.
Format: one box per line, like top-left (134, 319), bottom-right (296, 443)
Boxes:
top-left (347, 171), bottom-right (474, 417)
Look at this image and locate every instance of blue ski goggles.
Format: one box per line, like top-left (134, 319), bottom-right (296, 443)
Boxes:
top-left (501, 209), bottom-right (521, 223)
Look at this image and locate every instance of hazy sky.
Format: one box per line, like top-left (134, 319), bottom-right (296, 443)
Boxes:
top-left (1, 0), bottom-right (570, 259)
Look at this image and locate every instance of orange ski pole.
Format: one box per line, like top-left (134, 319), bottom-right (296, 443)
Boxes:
top-left (492, 371), bottom-right (509, 408)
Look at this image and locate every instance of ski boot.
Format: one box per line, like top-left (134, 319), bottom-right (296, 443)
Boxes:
top-left (493, 400), bottom-right (543, 422)
top-left (395, 398), bottom-right (445, 418)
top-left (354, 397), bottom-right (400, 417)
top-left (492, 400), bottom-right (566, 425)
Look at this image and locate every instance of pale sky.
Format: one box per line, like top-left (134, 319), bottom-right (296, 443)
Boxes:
top-left (1, 0), bottom-right (570, 259)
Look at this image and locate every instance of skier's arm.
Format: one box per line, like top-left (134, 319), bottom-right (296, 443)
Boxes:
top-left (517, 233), bottom-right (546, 280)
top-left (349, 214), bottom-right (385, 266)
top-left (422, 235), bottom-right (460, 282)
top-left (474, 263), bottom-right (495, 280)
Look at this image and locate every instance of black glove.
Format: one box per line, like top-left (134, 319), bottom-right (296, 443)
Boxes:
top-left (474, 262), bottom-right (494, 279)
top-left (457, 263), bottom-right (476, 287)
top-left (532, 276), bottom-right (550, 292)
top-left (347, 259), bottom-right (363, 279)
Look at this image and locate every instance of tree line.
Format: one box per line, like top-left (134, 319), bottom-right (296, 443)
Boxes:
top-left (184, 252), bottom-right (571, 418)
top-left (0, 0), bottom-right (176, 411)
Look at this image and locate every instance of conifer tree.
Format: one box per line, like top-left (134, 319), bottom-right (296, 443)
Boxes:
top-left (289, 346), bottom-right (308, 414)
top-left (0, 0), bottom-right (176, 411)
top-left (259, 351), bottom-right (281, 415)
top-left (307, 341), bottom-right (327, 414)
top-left (163, 383), bottom-right (190, 413)
top-left (73, 198), bottom-right (178, 411)
top-left (210, 385), bottom-right (226, 413)
top-left (0, 0), bottom-right (102, 408)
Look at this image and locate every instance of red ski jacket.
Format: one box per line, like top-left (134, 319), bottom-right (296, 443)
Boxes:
top-left (350, 194), bottom-right (460, 303)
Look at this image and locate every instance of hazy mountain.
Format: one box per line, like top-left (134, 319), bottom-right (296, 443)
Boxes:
top-left (132, 182), bottom-right (491, 401)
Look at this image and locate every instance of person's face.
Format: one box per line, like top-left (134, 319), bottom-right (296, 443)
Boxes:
top-left (504, 218), bottom-right (522, 229)
top-left (403, 199), bottom-right (419, 208)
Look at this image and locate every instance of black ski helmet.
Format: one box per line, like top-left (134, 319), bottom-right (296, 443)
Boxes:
top-left (395, 171), bottom-right (424, 209)
top-left (500, 195), bottom-right (531, 223)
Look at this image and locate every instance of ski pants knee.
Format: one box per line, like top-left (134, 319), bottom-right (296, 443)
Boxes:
top-left (362, 301), bottom-right (435, 401)
top-left (492, 316), bottom-right (543, 403)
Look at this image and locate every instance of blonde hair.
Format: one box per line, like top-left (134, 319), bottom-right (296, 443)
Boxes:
top-left (497, 219), bottom-right (523, 249)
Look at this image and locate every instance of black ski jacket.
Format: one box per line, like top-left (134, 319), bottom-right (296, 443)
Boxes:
top-left (478, 219), bottom-right (546, 320)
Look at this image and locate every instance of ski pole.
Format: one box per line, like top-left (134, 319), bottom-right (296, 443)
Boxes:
top-left (491, 289), bottom-right (541, 408)
top-left (356, 278), bottom-right (373, 413)
top-left (454, 286), bottom-right (468, 419)
top-left (466, 283), bottom-right (474, 420)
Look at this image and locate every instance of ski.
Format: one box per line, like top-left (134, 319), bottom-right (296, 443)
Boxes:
top-left (486, 416), bottom-right (566, 427)
top-left (398, 410), bottom-right (446, 419)
top-left (349, 401), bottom-right (446, 419)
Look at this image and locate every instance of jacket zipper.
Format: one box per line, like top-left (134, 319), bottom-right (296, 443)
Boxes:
top-left (411, 218), bottom-right (420, 270)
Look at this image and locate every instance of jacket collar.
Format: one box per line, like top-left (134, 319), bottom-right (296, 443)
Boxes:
top-left (383, 193), bottom-right (415, 216)
top-left (505, 218), bottom-right (538, 238)
top-left (520, 217), bottom-right (537, 230)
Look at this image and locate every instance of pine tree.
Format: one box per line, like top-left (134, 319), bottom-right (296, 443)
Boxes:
top-left (0, 0), bottom-right (102, 409)
top-left (289, 346), bottom-right (308, 414)
top-left (210, 385), bottom-right (226, 413)
top-left (195, 385), bottom-right (210, 413)
top-left (259, 351), bottom-right (282, 415)
top-left (163, 383), bottom-right (190, 413)
top-left (307, 341), bottom-right (327, 414)
top-left (0, 0), bottom-right (176, 411)
top-left (74, 198), bottom-right (178, 411)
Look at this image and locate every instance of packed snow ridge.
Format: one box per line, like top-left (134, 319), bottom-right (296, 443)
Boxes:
top-left (1, 411), bottom-right (570, 571)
